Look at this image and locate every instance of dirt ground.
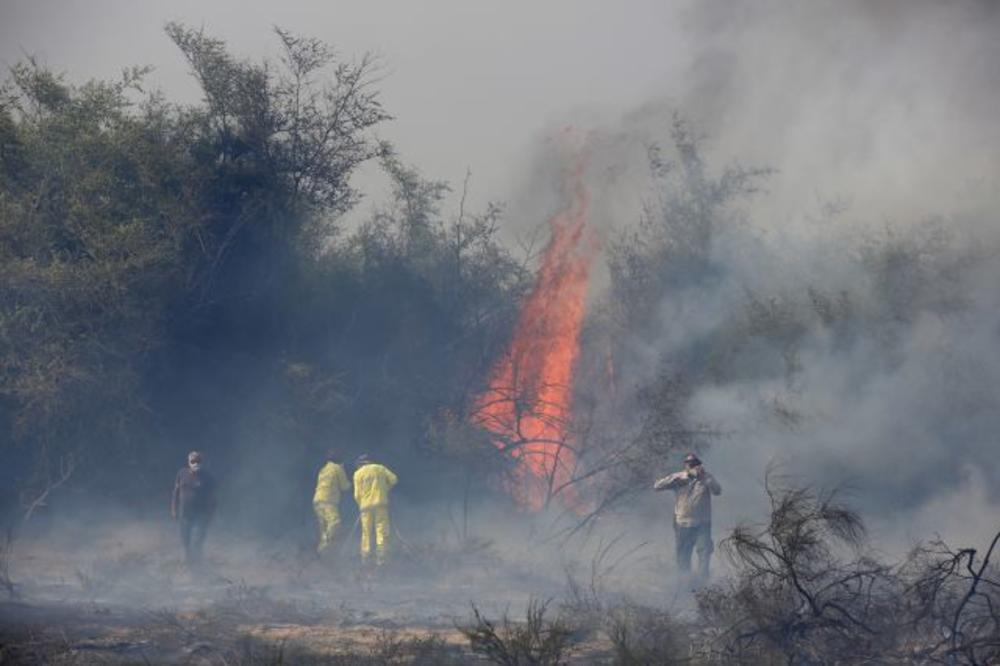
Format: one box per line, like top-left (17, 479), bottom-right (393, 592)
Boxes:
top-left (0, 518), bottom-right (651, 664)
top-left (0, 597), bottom-right (476, 664)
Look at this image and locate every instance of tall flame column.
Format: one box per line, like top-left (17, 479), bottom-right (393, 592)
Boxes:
top-left (473, 154), bottom-right (597, 509)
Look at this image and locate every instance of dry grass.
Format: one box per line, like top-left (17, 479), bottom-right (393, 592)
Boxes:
top-left (459, 598), bottom-right (578, 665)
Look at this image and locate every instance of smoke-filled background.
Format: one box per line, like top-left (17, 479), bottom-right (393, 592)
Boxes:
top-left (2, 0), bottom-right (1000, 650)
top-left (581, 0), bottom-right (1000, 549)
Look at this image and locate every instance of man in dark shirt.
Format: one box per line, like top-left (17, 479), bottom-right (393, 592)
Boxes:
top-left (171, 450), bottom-right (216, 565)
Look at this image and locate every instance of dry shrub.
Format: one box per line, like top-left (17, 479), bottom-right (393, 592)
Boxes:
top-left (607, 603), bottom-right (689, 665)
top-left (460, 598), bottom-right (576, 665)
top-left (232, 631), bottom-right (465, 665)
top-left (695, 470), bottom-right (1000, 665)
top-left (207, 579), bottom-right (327, 625)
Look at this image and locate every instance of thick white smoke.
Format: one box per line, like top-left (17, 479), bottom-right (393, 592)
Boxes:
top-left (561, 0), bottom-right (1000, 553)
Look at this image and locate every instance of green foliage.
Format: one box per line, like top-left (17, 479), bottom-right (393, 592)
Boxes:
top-left (328, 153), bottom-right (528, 433)
top-left (0, 58), bottom-right (194, 505)
top-left (165, 22), bottom-right (390, 224)
top-left (0, 24), bottom-right (529, 518)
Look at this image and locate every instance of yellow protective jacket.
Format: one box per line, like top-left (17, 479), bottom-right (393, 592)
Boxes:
top-left (353, 462), bottom-right (398, 510)
top-left (313, 462), bottom-right (351, 505)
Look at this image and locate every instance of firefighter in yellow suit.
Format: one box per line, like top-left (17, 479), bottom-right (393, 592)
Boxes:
top-left (313, 449), bottom-right (351, 555)
top-left (353, 454), bottom-right (398, 566)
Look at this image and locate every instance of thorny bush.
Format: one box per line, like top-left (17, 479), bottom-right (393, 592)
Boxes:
top-left (460, 598), bottom-right (576, 666)
top-left (693, 470), bottom-right (1000, 665)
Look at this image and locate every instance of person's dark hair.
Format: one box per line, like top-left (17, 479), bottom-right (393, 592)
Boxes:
top-left (325, 448), bottom-right (340, 463)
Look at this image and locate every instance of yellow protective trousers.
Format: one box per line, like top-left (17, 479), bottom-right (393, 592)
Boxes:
top-left (359, 506), bottom-right (390, 564)
top-left (314, 502), bottom-right (341, 553)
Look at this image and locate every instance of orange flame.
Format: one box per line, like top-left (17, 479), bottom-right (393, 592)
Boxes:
top-left (473, 152), bottom-right (597, 509)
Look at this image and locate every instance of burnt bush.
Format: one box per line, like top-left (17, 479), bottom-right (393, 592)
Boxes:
top-left (694, 472), bottom-right (1000, 665)
top-left (607, 603), bottom-right (690, 665)
top-left (460, 598), bottom-right (577, 666)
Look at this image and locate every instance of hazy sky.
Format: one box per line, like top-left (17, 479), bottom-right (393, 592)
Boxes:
top-left (3, 1), bottom-right (997, 229)
top-left (0, 0), bottom-right (693, 218)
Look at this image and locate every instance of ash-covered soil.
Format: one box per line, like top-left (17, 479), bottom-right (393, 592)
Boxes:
top-left (0, 519), bottom-right (669, 663)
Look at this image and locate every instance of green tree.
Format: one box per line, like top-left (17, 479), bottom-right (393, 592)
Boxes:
top-left (0, 23), bottom-right (392, 518)
top-left (0, 59), bottom-right (195, 513)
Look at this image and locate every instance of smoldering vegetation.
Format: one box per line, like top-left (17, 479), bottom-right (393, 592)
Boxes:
top-left (4, 483), bottom-right (999, 663)
top-left (3, 3), bottom-right (1000, 664)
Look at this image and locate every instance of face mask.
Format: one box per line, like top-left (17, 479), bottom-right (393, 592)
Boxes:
top-left (189, 462), bottom-right (201, 472)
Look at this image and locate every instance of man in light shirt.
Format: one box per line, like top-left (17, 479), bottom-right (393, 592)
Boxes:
top-left (654, 452), bottom-right (722, 581)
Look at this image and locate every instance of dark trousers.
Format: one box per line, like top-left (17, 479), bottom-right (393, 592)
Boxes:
top-left (179, 514), bottom-right (209, 564)
top-left (674, 521), bottom-right (713, 580)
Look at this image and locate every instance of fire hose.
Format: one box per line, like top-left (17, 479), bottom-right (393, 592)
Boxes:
top-left (391, 524), bottom-right (417, 556)
top-left (335, 514), bottom-right (417, 559)
top-left (335, 514), bottom-right (361, 558)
